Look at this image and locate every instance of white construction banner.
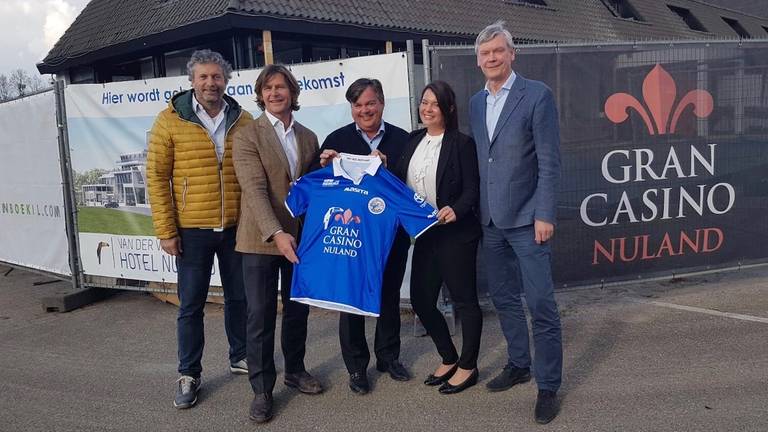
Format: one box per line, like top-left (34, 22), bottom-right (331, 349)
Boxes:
top-left (0, 91), bottom-right (71, 276)
top-left (65, 53), bottom-right (412, 284)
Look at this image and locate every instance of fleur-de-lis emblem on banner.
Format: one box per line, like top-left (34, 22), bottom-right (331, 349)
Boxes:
top-left (605, 64), bottom-right (713, 135)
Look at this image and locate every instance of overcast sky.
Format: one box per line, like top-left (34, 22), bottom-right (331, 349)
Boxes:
top-left (0, 0), bottom-right (90, 77)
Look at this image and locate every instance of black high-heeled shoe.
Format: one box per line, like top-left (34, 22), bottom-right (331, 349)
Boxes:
top-left (424, 364), bottom-right (458, 386)
top-left (438, 368), bottom-right (479, 394)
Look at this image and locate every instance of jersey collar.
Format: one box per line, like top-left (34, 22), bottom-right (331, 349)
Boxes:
top-left (332, 153), bottom-right (382, 185)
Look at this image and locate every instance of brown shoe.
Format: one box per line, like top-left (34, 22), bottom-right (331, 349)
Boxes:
top-left (249, 393), bottom-right (273, 424)
top-left (284, 371), bottom-right (324, 394)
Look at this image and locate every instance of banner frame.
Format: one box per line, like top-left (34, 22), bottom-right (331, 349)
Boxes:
top-left (54, 80), bottom-right (83, 291)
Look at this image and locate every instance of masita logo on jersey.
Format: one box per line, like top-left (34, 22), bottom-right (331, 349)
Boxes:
top-left (368, 197), bottom-right (385, 214)
top-left (344, 186), bottom-right (369, 195)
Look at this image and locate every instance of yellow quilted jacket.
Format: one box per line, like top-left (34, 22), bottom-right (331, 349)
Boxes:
top-left (146, 90), bottom-right (253, 239)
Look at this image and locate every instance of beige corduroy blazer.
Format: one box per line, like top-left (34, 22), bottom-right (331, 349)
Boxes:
top-left (232, 112), bottom-right (318, 255)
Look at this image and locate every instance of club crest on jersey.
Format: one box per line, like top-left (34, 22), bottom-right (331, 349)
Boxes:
top-left (368, 197), bottom-right (386, 215)
top-left (322, 179), bottom-right (340, 187)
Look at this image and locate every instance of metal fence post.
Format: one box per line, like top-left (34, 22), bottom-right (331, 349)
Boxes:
top-left (422, 39), bottom-right (431, 86)
top-left (406, 40), bottom-right (418, 131)
top-left (54, 79), bottom-right (84, 290)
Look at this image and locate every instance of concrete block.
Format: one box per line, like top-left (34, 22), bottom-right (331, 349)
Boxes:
top-left (41, 287), bottom-right (115, 313)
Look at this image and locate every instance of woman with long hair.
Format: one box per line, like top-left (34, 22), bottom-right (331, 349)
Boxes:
top-left (394, 81), bottom-right (483, 394)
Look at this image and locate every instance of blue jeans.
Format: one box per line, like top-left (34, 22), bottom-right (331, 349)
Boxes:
top-left (481, 223), bottom-right (562, 392)
top-left (176, 227), bottom-right (247, 378)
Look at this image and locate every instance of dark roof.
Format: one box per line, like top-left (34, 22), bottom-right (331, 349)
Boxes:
top-left (39, 0), bottom-right (768, 73)
top-left (39, 0), bottom-right (231, 70)
top-left (698, 0), bottom-right (768, 18)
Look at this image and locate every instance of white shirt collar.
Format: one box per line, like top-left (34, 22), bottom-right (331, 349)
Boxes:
top-left (332, 153), bottom-right (382, 184)
top-left (484, 71), bottom-right (517, 95)
top-left (192, 94), bottom-right (228, 116)
top-left (264, 110), bottom-right (294, 130)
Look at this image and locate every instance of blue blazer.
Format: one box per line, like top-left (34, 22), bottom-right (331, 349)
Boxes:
top-left (469, 74), bottom-right (561, 229)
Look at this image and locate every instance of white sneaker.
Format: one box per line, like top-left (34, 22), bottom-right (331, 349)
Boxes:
top-left (230, 359), bottom-right (248, 375)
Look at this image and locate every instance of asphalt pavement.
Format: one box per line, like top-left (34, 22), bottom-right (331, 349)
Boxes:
top-left (1, 263), bottom-right (766, 432)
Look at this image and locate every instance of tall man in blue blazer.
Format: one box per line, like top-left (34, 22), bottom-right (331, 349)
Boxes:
top-left (469, 21), bottom-right (562, 424)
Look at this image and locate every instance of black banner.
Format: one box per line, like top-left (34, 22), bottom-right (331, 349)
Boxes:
top-left (432, 41), bottom-right (768, 286)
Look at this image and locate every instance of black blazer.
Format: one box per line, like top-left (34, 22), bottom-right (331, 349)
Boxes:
top-left (394, 128), bottom-right (481, 243)
top-left (309, 122), bottom-right (409, 177)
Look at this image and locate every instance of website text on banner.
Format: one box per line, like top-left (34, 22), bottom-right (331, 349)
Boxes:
top-left (0, 91), bottom-right (71, 276)
top-left (64, 53), bottom-right (412, 285)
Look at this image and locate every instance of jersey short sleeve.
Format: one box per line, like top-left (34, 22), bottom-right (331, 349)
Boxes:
top-left (379, 169), bottom-right (439, 238)
top-left (285, 174), bottom-right (314, 218)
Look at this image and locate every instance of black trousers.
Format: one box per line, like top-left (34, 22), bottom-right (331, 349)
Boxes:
top-left (409, 229), bottom-right (482, 370)
top-left (339, 229), bottom-right (410, 373)
top-left (243, 253), bottom-right (309, 395)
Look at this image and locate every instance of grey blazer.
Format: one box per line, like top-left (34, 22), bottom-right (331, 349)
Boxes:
top-left (469, 73), bottom-right (561, 229)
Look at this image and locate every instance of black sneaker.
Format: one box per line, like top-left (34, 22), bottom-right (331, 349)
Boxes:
top-left (485, 365), bottom-right (531, 392)
top-left (534, 390), bottom-right (559, 424)
top-left (174, 376), bottom-right (200, 409)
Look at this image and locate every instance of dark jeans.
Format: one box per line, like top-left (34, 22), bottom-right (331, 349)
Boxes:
top-left (176, 227), bottom-right (246, 379)
top-left (410, 230), bottom-right (482, 370)
top-left (243, 253), bottom-right (309, 395)
top-left (339, 229), bottom-right (410, 373)
top-left (481, 223), bottom-right (563, 392)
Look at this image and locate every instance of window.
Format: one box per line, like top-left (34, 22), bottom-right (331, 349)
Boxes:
top-left (239, 34), bottom-right (264, 69)
top-left (600, 0), bottom-right (644, 21)
top-left (272, 39), bottom-right (304, 64)
top-left (722, 17), bottom-right (751, 39)
top-left (164, 40), bottom-right (234, 77)
top-left (668, 5), bottom-right (708, 32)
top-left (69, 66), bottom-right (95, 84)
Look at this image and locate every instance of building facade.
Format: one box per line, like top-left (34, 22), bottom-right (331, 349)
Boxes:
top-left (81, 150), bottom-right (148, 208)
top-left (38, 0), bottom-right (768, 83)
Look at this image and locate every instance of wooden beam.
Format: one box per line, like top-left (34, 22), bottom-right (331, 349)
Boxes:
top-left (263, 30), bottom-right (274, 65)
top-left (385, 41), bottom-right (393, 54)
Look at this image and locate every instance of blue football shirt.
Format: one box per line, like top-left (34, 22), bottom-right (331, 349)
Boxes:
top-left (285, 153), bottom-right (439, 316)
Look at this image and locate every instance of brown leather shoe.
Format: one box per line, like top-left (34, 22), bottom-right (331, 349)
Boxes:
top-left (249, 393), bottom-right (273, 424)
top-left (284, 371), bottom-right (324, 394)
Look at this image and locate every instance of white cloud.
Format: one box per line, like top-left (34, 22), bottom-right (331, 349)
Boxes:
top-left (0, 0), bottom-right (89, 76)
top-left (43, 0), bottom-right (79, 54)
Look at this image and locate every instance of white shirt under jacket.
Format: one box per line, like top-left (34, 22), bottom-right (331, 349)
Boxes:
top-left (406, 132), bottom-right (443, 209)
